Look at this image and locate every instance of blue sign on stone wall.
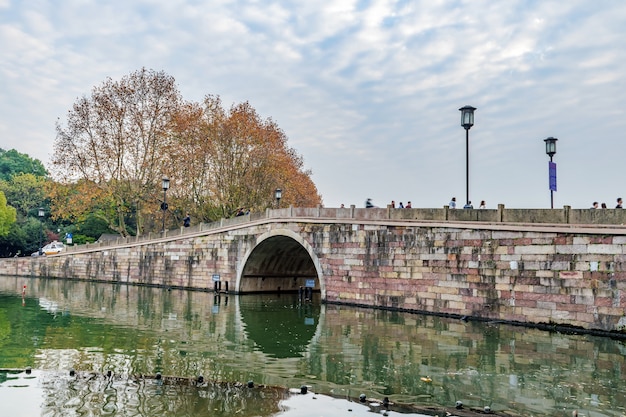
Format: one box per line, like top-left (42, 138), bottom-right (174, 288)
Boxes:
top-left (549, 161), bottom-right (557, 191)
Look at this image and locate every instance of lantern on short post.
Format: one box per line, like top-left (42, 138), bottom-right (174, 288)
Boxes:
top-left (38, 207), bottom-right (45, 255)
top-left (274, 188), bottom-right (282, 209)
top-left (161, 176), bottom-right (170, 233)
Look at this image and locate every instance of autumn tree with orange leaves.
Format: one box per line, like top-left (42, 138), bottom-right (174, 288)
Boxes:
top-left (50, 69), bottom-right (321, 236)
top-left (166, 95), bottom-right (321, 222)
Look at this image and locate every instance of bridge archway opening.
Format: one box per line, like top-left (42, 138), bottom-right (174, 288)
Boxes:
top-left (238, 234), bottom-right (320, 294)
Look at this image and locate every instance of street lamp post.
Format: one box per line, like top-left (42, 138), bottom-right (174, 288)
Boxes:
top-left (161, 176), bottom-right (170, 233)
top-left (38, 207), bottom-right (44, 255)
top-left (459, 105), bottom-right (476, 207)
top-left (544, 137), bottom-right (558, 209)
top-left (274, 188), bottom-right (282, 209)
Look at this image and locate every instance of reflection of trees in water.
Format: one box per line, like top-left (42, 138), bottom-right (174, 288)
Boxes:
top-left (313, 308), bottom-right (626, 414)
top-left (38, 371), bottom-right (287, 417)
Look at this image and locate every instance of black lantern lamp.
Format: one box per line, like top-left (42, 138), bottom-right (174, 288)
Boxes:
top-left (544, 137), bottom-right (557, 161)
top-left (274, 188), bottom-right (282, 209)
top-left (460, 105), bottom-right (476, 130)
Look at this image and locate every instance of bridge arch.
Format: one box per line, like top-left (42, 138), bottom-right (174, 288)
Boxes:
top-left (236, 228), bottom-right (325, 296)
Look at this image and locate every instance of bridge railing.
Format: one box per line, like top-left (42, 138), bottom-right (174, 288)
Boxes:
top-left (62, 204), bottom-right (626, 253)
top-left (287, 204), bottom-right (626, 225)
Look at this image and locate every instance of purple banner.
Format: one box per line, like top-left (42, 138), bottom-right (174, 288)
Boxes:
top-left (549, 161), bottom-right (557, 191)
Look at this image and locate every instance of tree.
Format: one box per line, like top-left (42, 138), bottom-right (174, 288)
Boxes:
top-left (0, 191), bottom-right (17, 237)
top-left (0, 148), bottom-right (47, 181)
top-left (0, 173), bottom-right (46, 219)
top-left (166, 96), bottom-right (321, 222)
top-left (0, 217), bottom-right (41, 257)
top-left (45, 179), bottom-right (113, 227)
top-left (0, 154), bottom-right (49, 257)
top-left (51, 68), bottom-right (182, 236)
top-left (77, 213), bottom-right (115, 240)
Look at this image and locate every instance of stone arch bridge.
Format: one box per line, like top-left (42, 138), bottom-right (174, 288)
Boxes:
top-left (2, 205), bottom-right (626, 334)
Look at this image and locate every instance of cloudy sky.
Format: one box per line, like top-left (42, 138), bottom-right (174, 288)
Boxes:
top-left (1, 0), bottom-right (625, 209)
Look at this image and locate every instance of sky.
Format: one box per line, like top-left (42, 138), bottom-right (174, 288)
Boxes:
top-left (1, 0), bottom-right (625, 210)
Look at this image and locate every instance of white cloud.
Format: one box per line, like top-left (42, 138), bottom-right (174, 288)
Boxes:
top-left (1, 1), bottom-right (626, 209)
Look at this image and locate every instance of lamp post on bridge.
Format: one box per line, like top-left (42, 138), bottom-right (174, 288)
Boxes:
top-left (459, 105), bottom-right (476, 207)
top-left (274, 188), bottom-right (282, 209)
top-left (544, 137), bottom-right (558, 209)
top-left (161, 176), bottom-right (170, 233)
top-left (38, 207), bottom-right (45, 255)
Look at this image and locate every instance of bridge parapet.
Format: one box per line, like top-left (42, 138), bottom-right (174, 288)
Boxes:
top-left (272, 204), bottom-right (626, 225)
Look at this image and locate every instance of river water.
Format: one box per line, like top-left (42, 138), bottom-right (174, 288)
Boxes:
top-left (0, 277), bottom-right (624, 417)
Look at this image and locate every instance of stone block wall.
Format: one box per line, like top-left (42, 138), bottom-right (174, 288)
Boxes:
top-left (316, 224), bottom-right (626, 333)
top-left (0, 233), bottom-right (252, 293)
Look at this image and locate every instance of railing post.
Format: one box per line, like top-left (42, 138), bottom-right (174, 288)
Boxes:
top-left (498, 204), bottom-right (505, 222)
top-left (564, 205), bottom-right (571, 224)
top-left (444, 205), bottom-right (449, 221)
top-left (350, 204), bottom-right (355, 219)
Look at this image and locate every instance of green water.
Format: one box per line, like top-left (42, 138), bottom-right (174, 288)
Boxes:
top-left (0, 277), bottom-right (625, 416)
